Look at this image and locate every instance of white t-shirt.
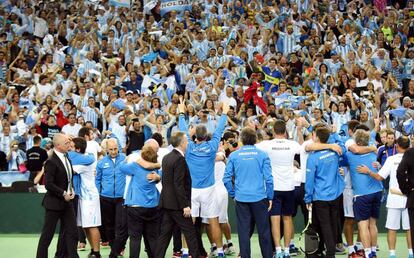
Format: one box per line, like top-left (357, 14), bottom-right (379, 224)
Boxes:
top-left (299, 139), bottom-right (313, 185)
top-left (344, 139), bottom-right (355, 189)
top-left (86, 140), bottom-right (102, 162)
top-left (378, 153), bottom-right (407, 209)
top-left (257, 138), bottom-right (301, 191)
top-left (61, 123), bottom-right (82, 137)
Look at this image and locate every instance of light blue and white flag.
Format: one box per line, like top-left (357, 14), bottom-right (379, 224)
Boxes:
top-left (109, 0), bottom-right (130, 8)
top-left (160, 0), bottom-right (192, 16)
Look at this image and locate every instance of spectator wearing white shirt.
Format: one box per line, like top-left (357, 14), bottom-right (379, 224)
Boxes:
top-left (61, 113), bottom-right (82, 137)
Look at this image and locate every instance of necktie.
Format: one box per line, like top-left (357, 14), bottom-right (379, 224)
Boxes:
top-left (63, 153), bottom-right (72, 193)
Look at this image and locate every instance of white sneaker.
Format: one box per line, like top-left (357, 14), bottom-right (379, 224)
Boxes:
top-left (225, 245), bottom-right (236, 255)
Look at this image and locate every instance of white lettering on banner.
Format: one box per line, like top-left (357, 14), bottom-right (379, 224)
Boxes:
top-left (161, 0), bottom-right (191, 8)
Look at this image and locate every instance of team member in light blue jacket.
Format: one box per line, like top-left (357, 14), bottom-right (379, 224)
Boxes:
top-left (223, 127), bottom-right (273, 258)
top-left (305, 127), bottom-right (345, 258)
top-left (177, 99), bottom-right (230, 257)
top-left (346, 129), bottom-right (383, 258)
top-left (95, 139), bottom-right (126, 251)
top-left (120, 144), bottom-right (161, 258)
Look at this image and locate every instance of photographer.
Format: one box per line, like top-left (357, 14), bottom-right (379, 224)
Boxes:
top-left (6, 140), bottom-right (26, 171)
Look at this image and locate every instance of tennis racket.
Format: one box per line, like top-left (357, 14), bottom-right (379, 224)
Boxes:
top-left (298, 207), bottom-right (320, 256)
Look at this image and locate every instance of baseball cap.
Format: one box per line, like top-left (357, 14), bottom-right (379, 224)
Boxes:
top-left (126, 90), bottom-right (133, 95)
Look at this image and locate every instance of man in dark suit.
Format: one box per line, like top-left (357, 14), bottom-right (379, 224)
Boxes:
top-left (155, 131), bottom-right (200, 258)
top-left (397, 146), bottom-right (414, 251)
top-left (36, 133), bottom-right (79, 258)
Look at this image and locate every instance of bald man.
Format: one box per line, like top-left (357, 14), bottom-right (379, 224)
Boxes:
top-left (96, 139), bottom-right (127, 258)
top-left (37, 134), bottom-right (79, 258)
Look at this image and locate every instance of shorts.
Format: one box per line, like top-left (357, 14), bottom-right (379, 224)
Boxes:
top-left (202, 184), bottom-right (228, 224)
top-left (270, 190), bottom-right (295, 216)
top-left (353, 191), bottom-right (382, 222)
top-left (77, 198), bottom-right (101, 228)
top-left (191, 185), bottom-right (220, 218)
top-left (343, 188), bottom-right (354, 218)
top-left (386, 208), bottom-right (410, 230)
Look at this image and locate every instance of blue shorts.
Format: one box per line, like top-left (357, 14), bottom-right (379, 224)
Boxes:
top-left (270, 190), bottom-right (295, 216)
top-left (353, 191), bottom-right (382, 222)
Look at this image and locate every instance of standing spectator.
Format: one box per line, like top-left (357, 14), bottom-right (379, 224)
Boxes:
top-left (61, 113), bottom-right (82, 137)
top-left (26, 135), bottom-right (48, 183)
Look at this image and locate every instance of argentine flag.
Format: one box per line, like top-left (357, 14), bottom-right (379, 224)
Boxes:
top-left (109, 0), bottom-right (130, 7)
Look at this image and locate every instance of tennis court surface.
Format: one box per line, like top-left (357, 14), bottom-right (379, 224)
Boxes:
top-left (0, 233), bottom-right (410, 257)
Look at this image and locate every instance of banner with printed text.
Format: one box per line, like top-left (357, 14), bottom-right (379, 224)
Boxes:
top-left (160, 0), bottom-right (192, 16)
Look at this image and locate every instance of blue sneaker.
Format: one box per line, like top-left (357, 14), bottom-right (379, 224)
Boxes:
top-left (283, 254), bottom-right (290, 258)
top-left (369, 252), bottom-right (377, 258)
top-left (274, 253), bottom-right (283, 258)
top-left (182, 254), bottom-right (189, 258)
top-left (409, 255), bottom-right (414, 258)
top-left (217, 253), bottom-right (225, 257)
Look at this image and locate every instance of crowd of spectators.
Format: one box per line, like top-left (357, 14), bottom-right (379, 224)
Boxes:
top-left (0, 0), bottom-right (412, 177)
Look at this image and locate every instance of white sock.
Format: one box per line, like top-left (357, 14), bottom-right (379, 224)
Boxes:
top-left (348, 245), bottom-right (355, 254)
top-left (182, 248), bottom-right (189, 255)
top-left (290, 239), bottom-right (295, 246)
top-left (227, 240), bottom-right (232, 245)
top-left (364, 248), bottom-right (371, 257)
top-left (211, 243), bottom-right (217, 248)
top-left (284, 248), bottom-right (290, 255)
top-left (356, 242), bottom-right (363, 250)
top-left (389, 250), bottom-right (396, 256)
top-left (276, 247), bottom-right (282, 253)
top-left (409, 249), bottom-right (413, 255)
top-left (371, 246), bottom-right (377, 253)
top-left (217, 247), bottom-right (224, 254)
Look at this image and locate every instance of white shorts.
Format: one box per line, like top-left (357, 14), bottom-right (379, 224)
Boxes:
top-left (191, 185), bottom-right (220, 218)
top-left (77, 198), bottom-right (101, 228)
top-left (202, 184), bottom-right (228, 224)
top-left (385, 208), bottom-right (410, 230)
top-left (343, 188), bottom-right (354, 218)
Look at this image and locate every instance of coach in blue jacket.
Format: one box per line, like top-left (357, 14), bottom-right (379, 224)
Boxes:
top-left (305, 127), bottom-right (345, 258)
top-left (223, 127), bottom-right (274, 258)
top-left (95, 139), bottom-right (126, 251)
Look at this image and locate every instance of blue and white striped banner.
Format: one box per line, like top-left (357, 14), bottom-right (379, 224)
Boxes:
top-left (109, 0), bottom-right (130, 8)
top-left (160, 0), bottom-right (192, 16)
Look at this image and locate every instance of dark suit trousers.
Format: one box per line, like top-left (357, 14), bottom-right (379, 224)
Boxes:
top-left (236, 199), bottom-right (273, 258)
top-left (409, 208), bottom-right (414, 251)
top-left (155, 209), bottom-right (200, 258)
top-left (55, 196), bottom-right (86, 258)
top-left (100, 196), bottom-right (128, 249)
top-left (311, 196), bottom-right (341, 258)
top-left (36, 204), bottom-right (79, 258)
top-left (126, 206), bottom-right (160, 258)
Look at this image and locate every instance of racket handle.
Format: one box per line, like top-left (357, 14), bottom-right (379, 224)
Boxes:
top-left (308, 208), bottom-right (312, 223)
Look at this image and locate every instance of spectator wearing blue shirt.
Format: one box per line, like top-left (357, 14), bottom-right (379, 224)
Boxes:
top-left (121, 71), bottom-right (143, 92)
top-left (261, 58), bottom-right (282, 93)
top-left (223, 127), bottom-right (274, 258)
top-left (305, 127), bottom-right (345, 258)
top-left (346, 129), bottom-right (383, 258)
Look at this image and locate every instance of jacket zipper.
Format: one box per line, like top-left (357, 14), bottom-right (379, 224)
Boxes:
top-left (113, 158), bottom-right (116, 198)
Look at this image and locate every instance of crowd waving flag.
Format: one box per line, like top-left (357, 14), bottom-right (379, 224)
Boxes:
top-left (160, 0), bottom-right (192, 16)
top-left (109, 0), bottom-right (131, 8)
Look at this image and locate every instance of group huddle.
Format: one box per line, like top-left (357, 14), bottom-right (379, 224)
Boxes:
top-left (35, 101), bottom-right (414, 258)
